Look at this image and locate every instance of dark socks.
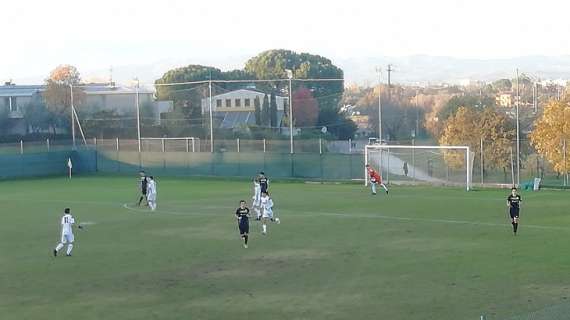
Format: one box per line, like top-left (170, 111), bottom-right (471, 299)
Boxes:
top-left (138, 196), bottom-right (144, 205)
top-left (514, 223), bottom-right (518, 233)
top-left (244, 235), bottom-right (248, 244)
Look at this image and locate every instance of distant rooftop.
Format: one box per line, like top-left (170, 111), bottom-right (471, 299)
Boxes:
top-left (0, 82), bottom-right (154, 97)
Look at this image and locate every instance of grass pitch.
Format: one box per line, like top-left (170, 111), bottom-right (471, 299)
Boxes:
top-left (1, 176), bottom-right (569, 320)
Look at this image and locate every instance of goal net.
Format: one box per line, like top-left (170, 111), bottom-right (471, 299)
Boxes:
top-left (364, 144), bottom-right (474, 191)
top-left (140, 137), bottom-right (201, 152)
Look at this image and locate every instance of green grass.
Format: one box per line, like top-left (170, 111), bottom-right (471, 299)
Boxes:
top-left (1, 176), bottom-right (569, 320)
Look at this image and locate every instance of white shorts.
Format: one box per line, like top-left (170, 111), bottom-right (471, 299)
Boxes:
top-left (61, 233), bottom-right (74, 244)
top-left (253, 187), bottom-right (261, 206)
top-left (147, 193), bottom-right (156, 201)
top-left (262, 209), bottom-right (273, 219)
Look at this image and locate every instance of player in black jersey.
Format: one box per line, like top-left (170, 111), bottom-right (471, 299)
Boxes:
top-left (507, 187), bottom-right (522, 235)
top-left (137, 170), bottom-right (149, 206)
top-left (259, 171), bottom-right (269, 194)
top-left (235, 200), bottom-right (251, 248)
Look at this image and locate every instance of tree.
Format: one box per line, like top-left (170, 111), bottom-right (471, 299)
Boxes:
top-left (0, 104), bottom-right (9, 136)
top-left (261, 94), bottom-right (270, 126)
top-left (82, 110), bottom-right (123, 138)
top-left (244, 49), bottom-right (343, 110)
top-left (292, 86), bottom-right (318, 128)
top-left (530, 98), bottom-right (570, 174)
top-left (317, 107), bottom-right (357, 140)
top-left (439, 106), bottom-right (515, 172)
top-left (437, 95), bottom-right (495, 123)
top-left (254, 96), bottom-right (261, 126)
top-left (43, 65), bottom-right (85, 134)
top-left (24, 93), bottom-right (50, 134)
top-left (270, 93), bottom-right (278, 128)
top-left (492, 79), bottom-right (512, 92)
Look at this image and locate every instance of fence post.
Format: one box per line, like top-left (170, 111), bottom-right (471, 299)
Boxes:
top-left (46, 138), bottom-right (50, 152)
top-left (237, 138), bottom-right (240, 153)
top-left (348, 138), bottom-right (352, 153)
top-left (161, 138), bottom-right (165, 153)
top-left (263, 139), bottom-right (266, 153)
top-left (186, 138), bottom-right (189, 153)
top-left (192, 139), bottom-right (195, 152)
top-left (20, 140), bottom-right (23, 154)
top-left (319, 138), bottom-right (322, 154)
top-left (387, 148), bottom-right (390, 184)
top-left (116, 137), bottom-right (120, 172)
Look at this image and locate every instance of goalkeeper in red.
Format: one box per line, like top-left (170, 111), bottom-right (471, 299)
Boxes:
top-left (366, 164), bottom-right (388, 195)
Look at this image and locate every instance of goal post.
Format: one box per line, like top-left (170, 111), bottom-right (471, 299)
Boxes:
top-left (140, 137), bottom-right (201, 152)
top-left (364, 144), bottom-right (473, 191)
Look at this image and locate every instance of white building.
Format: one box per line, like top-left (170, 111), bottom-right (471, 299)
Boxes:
top-left (201, 89), bottom-right (288, 129)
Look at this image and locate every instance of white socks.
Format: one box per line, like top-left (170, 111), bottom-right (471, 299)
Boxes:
top-left (381, 183), bottom-right (388, 192)
top-left (66, 244), bottom-right (73, 255)
top-left (55, 243), bottom-right (64, 251)
top-left (262, 224), bottom-right (267, 233)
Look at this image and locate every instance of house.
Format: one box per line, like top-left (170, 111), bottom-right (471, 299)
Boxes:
top-left (201, 89), bottom-right (288, 129)
top-left (82, 83), bottom-right (155, 116)
top-left (0, 83), bottom-right (43, 119)
top-left (496, 92), bottom-right (513, 108)
top-left (0, 82), bottom-right (165, 134)
top-left (350, 114), bottom-right (373, 137)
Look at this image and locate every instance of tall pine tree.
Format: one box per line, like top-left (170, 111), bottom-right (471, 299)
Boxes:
top-left (254, 96), bottom-right (261, 125)
top-left (269, 93), bottom-right (278, 128)
top-left (261, 94), bottom-right (270, 126)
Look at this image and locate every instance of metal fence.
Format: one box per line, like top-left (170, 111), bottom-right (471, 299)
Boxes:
top-left (0, 138), bottom-right (567, 188)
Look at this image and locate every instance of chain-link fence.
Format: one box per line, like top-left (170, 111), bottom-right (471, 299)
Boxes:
top-left (0, 137), bottom-right (568, 187)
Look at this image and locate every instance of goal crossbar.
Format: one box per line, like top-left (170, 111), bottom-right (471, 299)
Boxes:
top-left (364, 145), bottom-right (472, 191)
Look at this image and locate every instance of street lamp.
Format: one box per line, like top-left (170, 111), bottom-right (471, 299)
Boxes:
top-left (375, 67), bottom-right (382, 142)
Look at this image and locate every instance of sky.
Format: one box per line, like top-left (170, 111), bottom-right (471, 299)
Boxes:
top-left (3, 0), bottom-right (570, 84)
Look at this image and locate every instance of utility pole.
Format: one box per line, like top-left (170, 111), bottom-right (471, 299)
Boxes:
top-left (375, 67), bottom-right (382, 141)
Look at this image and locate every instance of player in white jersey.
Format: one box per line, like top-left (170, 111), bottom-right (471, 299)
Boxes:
top-left (252, 176), bottom-right (261, 220)
top-left (259, 191), bottom-right (279, 235)
top-left (53, 208), bottom-right (81, 257)
top-left (147, 176), bottom-right (157, 211)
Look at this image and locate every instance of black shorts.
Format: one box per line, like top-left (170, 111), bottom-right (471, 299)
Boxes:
top-left (239, 222), bottom-right (249, 235)
top-left (261, 186), bottom-right (268, 193)
top-left (510, 208), bottom-right (519, 219)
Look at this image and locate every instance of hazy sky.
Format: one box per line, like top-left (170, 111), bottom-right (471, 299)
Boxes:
top-left (3, 0), bottom-right (569, 82)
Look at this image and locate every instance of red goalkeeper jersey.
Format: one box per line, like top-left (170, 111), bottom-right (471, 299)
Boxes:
top-left (368, 169), bottom-right (382, 183)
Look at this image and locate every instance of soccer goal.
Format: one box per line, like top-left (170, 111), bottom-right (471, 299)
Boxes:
top-left (364, 144), bottom-right (474, 191)
top-left (140, 137), bottom-right (201, 152)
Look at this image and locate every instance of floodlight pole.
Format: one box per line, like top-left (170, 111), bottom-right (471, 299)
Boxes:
top-left (209, 79), bottom-right (214, 153)
top-left (376, 67), bottom-right (382, 142)
top-left (515, 68), bottom-right (521, 187)
top-left (135, 78), bottom-right (141, 153)
top-left (70, 84), bottom-right (76, 148)
top-left (287, 70), bottom-right (294, 154)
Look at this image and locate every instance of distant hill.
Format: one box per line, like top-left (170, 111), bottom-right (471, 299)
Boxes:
top-left (337, 55), bottom-right (570, 85)
top-left (8, 55), bottom-right (570, 86)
